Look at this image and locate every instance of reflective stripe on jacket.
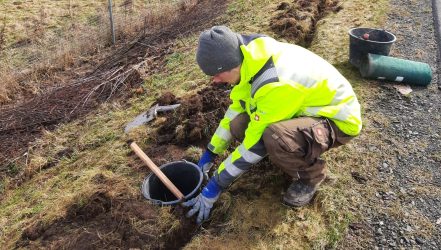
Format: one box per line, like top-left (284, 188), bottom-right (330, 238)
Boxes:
top-left (208, 35), bottom-right (362, 188)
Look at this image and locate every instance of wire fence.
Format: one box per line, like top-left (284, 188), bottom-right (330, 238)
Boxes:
top-left (0, 0), bottom-right (227, 173)
top-left (0, 0), bottom-right (187, 105)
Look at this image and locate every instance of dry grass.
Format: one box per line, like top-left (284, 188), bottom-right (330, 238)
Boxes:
top-left (0, 0), bottom-right (180, 105)
top-left (0, 0), bottom-right (407, 249)
top-left (0, 65), bottom-right (19, 103)
top-left (0, 0), bottom-right (158, 48)
top-left (0, 102), bottom-right (143, 247)
top-left (0, 16), bottom-right (6, 51)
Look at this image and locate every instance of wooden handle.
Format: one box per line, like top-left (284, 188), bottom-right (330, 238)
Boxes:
top-left (129, 141), bottom-right (185, 200)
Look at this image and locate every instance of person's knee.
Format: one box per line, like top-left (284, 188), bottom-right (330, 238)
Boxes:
top-left (263, 125), bottom-right (305, 155)
top-left (262, 126), bottom-right (289, 155)
top-left (263, 126), bottom-right (308, 177)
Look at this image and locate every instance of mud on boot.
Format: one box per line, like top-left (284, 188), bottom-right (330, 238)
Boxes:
top-left (282, 180), bottom-right (317, 207)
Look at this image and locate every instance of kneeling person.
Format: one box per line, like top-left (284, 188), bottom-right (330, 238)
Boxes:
top-left (183, 26), bottom-right (362, 224)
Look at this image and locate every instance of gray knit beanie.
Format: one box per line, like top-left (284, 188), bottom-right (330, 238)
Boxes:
top-left (196, 26), bottom-right (243, 76)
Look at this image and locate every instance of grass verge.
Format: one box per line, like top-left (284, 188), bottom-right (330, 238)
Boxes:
top-left (0, 0), bottom-right (398, 248)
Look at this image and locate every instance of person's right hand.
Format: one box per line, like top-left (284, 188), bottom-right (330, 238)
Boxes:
top-left (182, 177), bottom-right (221, 224)
top-left (198, 149), bottom-right (216, 179)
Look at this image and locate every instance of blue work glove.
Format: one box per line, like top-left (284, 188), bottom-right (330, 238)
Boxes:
top-left (198, 149), bottom-right (216, 180)
top-left (182, 177), bottom-right (221, 224)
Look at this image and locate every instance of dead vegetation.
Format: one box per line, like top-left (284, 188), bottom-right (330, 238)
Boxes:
top-left (0, 17), bottom-right (5, 51)
top-left (0, 0), bottom-right (228, 172)
top-left (0, 1), bottom-right (196, 106)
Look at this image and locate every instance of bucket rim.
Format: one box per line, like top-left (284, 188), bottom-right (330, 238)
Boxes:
top-left (348, 27), bottom-right (396, 44)
top-left (141, 160), bottom-right (203, 206)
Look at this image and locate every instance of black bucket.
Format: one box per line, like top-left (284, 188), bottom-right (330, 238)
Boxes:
top-left (348, 28), bottom-right (396, 68)
top-left (141, 160), bottom-right (203, 206)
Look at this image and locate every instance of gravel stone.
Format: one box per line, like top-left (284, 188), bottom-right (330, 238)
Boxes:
top-left (415, 237), bottom-right (425, 245)
top-left (376, 228), bottom-right (383, 236)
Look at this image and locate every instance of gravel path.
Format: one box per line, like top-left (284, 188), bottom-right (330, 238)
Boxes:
top-left (343, 0), bottom-right (441, 249)
top-left (376, 0), bottom-right (440, 248)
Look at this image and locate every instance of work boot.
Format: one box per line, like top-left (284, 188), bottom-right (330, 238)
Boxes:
top-left (282, 180), bottom-right (317, 207)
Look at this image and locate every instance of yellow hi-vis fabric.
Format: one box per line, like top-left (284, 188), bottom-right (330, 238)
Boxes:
top-left (208, 35), bottom-right (362, 188)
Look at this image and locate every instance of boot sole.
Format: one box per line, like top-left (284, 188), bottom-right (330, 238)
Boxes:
top-left (281, 192), bottom-right (317, 207)
top-left (281, 196), bottom-right (313, 207)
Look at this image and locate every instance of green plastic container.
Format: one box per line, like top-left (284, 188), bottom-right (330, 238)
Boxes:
top-left (360, 53), bottom-right (432, 86)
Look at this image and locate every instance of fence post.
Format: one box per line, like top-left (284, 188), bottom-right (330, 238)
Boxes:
top-left (108, 0), bottom-right (116, 45)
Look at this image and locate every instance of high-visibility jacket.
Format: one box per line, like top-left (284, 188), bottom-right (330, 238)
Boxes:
top-left (208, 35), bottom-right (362, 189)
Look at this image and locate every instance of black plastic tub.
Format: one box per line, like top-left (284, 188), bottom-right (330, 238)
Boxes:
top-left (141, 160), bottom-right (203, 206)
top-left (348, 27), bottom-right (396, 68)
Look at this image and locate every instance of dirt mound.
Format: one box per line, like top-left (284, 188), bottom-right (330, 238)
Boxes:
top-left (155, 84), bottom-right (231, 146)
top-left (270, 0), bottom-right (341, 46)
top-left (18, 190), bottom-right (197, 249)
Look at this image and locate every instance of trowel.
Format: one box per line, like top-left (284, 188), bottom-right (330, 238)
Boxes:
top-left (124, 103), bottom-right (181, 133)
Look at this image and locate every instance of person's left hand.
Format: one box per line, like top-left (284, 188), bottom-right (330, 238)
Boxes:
top-left (183, 177), bottom-right (221, 224)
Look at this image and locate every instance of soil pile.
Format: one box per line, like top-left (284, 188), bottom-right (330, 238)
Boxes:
top-left (155, 84), bottom-right (231, 146)
top-left (270, 0), bottom-right (341, 46)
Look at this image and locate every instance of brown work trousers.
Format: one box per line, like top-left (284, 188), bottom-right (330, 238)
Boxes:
top-left (230, 113), bottom-right (354, 186)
